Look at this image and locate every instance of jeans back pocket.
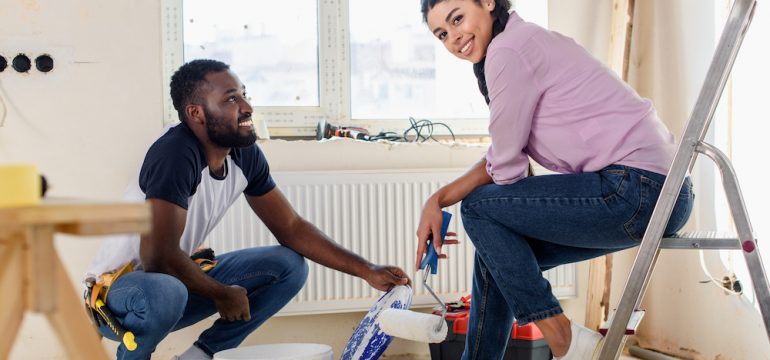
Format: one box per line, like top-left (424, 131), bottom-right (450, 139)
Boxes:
top-left (623, 175), bottom-right (659, 241)
top-left (623, 174), bottom-right (695, 241)
top-left (600, 166), bottom-right (630, 201)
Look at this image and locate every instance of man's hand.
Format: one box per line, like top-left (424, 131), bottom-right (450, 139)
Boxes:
top-left (365, 265), bottom-right (411, 292)
top-left (214, 285), bottom-right (251, 321)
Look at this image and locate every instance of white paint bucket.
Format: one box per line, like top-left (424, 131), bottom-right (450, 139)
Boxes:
top-left (213, 343), bottom-right (333, 360)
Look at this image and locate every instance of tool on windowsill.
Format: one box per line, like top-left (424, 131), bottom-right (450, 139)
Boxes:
top-left (376, 211), bottom-right (452, 343)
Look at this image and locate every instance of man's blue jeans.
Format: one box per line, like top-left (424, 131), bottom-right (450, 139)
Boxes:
top-left (459, 165), bottom-right (694, 359)
top-left (97, 245), bottom-right (308, 360)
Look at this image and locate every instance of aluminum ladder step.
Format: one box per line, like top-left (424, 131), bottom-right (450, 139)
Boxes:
top-left (661, 231), bottom-right (741, 250)
top-left (599, 309), bottom-right (645, 336)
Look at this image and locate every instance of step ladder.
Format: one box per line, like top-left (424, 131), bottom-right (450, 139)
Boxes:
top-left (597, 0), bottom-right (770, 358)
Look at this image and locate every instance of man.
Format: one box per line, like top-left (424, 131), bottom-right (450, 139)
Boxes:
top-left (85, 59), bottom-right (410, 360)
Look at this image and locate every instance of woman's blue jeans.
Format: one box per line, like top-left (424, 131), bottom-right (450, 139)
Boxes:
top-left (97, 245), bottom-right (308, 360)
top-left (459, 165), bottom-right (694, 359)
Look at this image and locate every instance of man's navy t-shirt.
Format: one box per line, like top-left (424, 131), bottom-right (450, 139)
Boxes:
top-left (86, 122), bottom-right (275, 278)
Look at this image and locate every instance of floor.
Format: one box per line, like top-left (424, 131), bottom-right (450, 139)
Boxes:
top-left (381, 351), bottom-right (647, 359)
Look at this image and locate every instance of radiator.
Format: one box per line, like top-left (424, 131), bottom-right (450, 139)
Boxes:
top-left (208, 169), bottom-right (577, 316)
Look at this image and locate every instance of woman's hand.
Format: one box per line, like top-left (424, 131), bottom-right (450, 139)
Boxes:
top-left (415, 194), bottom-right (458, 271)
top-left (414, 159), bottom-right (491, 271)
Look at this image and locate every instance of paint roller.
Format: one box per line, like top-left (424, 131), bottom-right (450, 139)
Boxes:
top-left (376, 211), bottom-right (452, 343)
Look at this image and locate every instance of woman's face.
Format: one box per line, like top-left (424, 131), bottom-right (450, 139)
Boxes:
top-left (426, 0), bottom-right (496, 63)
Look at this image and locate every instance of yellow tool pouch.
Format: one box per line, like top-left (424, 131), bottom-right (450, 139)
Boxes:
top-left (191, 247), bottom-right (218, 273)
top-left (84, 262), bottom-right (138, 351)
top-left (81, 250), bottom-right (214, 351)
top-left (88, 261), bottom-right (134, 310)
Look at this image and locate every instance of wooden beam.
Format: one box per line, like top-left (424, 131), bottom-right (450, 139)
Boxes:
top-left (25, 225), bottom-right (56, 313)
top-left (585, 0), bottom-right (636, 332)
top-left (47, 255), bottom-right (110, 360)
top-left (0, 240), bottom-right (25, 359)
top-left (0, 200), bottom-right (148, 359)
top-left (607, 0), bottom-right (636, 81)
top-left (585, 257), bottom-right (608, 330)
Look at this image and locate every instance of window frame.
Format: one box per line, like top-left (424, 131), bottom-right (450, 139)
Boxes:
top-left (161, 0), bottom-right (537, 137)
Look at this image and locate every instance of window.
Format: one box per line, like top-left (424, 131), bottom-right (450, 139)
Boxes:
top-left (349, 0), bottom-right (486, 121)
top-left (349, 0), bottom-right (548, 133)
top-left (164, 0), bottom-right (548, 136)
top-left (183, 0), bottom-right (319, 107)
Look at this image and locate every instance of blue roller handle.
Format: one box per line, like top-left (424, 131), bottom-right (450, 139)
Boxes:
top-left (419, 211), bottom-right (452, 275)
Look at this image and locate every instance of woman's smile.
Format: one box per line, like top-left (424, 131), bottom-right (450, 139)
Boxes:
top-left (460, 37), bottom-right (474, 56)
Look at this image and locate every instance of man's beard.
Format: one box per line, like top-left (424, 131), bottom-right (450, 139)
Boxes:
top-left (204, 108), bottom-right (257, 148)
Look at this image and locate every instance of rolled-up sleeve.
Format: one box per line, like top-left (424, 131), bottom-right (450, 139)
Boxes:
top-left (484, 47), bottom-right (542, 185)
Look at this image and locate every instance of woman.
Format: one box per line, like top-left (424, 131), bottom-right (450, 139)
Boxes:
top-left (414, 1), bottom-right (694, 359)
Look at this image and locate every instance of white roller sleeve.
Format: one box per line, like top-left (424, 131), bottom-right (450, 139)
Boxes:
top-left (376, 309), bottom-right (448, 343)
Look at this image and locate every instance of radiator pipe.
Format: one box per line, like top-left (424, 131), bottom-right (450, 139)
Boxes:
top-left (628, 345), bottom-right (679, 360)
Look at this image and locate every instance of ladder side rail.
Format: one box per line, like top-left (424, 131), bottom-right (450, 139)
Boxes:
top-left (598, 1), bottom-right (757, 358)
top-left (697, 142), bottom-right (770, 339)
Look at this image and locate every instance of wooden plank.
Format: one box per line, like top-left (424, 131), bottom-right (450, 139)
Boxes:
top-left (25, 225), bottom-right (56, 313)
top-left (586, 0), bottom-right (636, 331)
top-left (585, 257), bottom-right (607, 330)
top-left (0, 199), bottom-right (146, 359)
top-left (0, 229), bottom-right (23, 242)
top-left (0, 240), bottom-right (26, 359)
top-left (607, 0), bottom-right (636, 81)
top-left (0, 200), bottom-right (150, 229)
top-left (602, 253), bottom-right (614, 321)
top-left (47, 255), bottom-right (109, 360)
top-left (57, 219), bottom-right (151, 237)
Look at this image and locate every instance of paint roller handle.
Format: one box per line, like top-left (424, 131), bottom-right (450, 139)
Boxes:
top-left (419, 211), bottom-right (452, 275)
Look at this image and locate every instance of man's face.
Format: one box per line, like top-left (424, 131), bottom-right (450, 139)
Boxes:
top-left (200, 70), bottom-right (256, 148)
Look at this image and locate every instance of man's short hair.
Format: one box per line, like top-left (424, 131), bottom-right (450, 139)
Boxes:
top-left (170, 59), bottom-right (230, 122)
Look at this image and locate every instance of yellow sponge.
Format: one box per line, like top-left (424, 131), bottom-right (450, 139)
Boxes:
top-left (0, 164), bottom-right (41, 208)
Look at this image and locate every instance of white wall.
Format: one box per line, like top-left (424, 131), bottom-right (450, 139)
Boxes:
top-left (549, 0), bottom-right (612, 57)
top-left (0, 1), bottom-right (165, 358)
top-left (0, 0), bottom-right (164, 198)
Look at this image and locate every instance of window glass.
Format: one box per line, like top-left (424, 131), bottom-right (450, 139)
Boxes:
top-left (183, 0), bottom-right (319, 106)
top-left (349, 0), bottom-right (548, 120)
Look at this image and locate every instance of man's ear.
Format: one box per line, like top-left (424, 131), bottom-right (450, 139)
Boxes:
top-left (185, 104), bottom-right (205, 125)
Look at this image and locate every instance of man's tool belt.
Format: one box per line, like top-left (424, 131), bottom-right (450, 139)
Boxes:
top-left (84, 261), bottom-right (138, 351)
top-left (82, 249), bottom-right (217, 351)
top-left (86, 262), bottom-right (134, 313)
top-left (191, 247), bottom-right (218, 272)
